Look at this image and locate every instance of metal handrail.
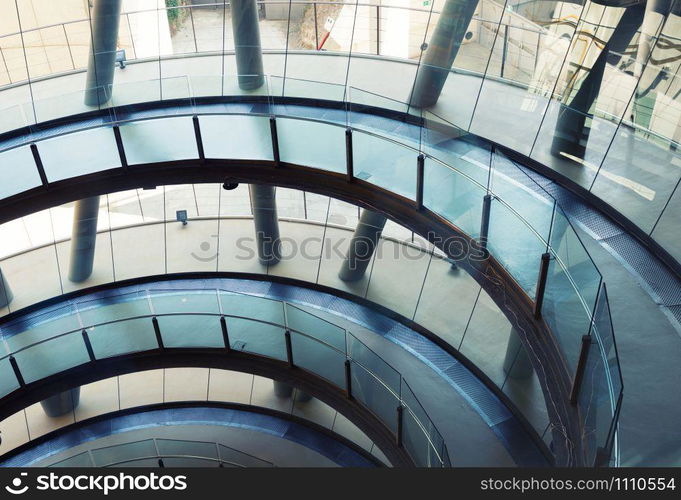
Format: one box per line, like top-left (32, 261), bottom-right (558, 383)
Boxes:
top-left (0, 95), bottom-right (621, 464)
top-left (0, 286), bottom-right (450, 467)
top-left (50, 437), bottom-right (274, 468)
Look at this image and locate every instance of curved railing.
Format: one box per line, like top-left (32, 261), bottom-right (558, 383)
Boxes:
top-left (0, 86), bottom-right (621, 465)
top-left (0, 287), bottom-right (450, 468)
top-left (48, 437), bottom-right (275, 468)
top-left (0, 1), bottom-right (679, 269)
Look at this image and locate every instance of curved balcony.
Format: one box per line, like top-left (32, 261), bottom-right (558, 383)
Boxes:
top-left (0, 0), bottom-right (647, 467)
top-left (49, 436), bottom-right (276, 468)
top-left (0, 178), bottom-right (618, 468)
top-left (2, 401), bottom-right (386, 468)
top-left (0, 284), bottom-right (453, 467)
top-left (0, 1), bottom-right (678, 272)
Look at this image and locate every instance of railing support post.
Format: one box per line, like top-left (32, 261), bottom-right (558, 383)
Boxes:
top-left (313, 3), bottom-right (319, 49)
top-left (270, 115), bottom-right (280, 167)
top-left (82, 329), bottom-right (96, 362)
top-left (570, 335), bottom-right (592, 404)
top-left (285, 330), bottom-right (294, 368)
top-left (30, 144), bottom-right (48, 187)
top-left (113, 125), bottom-right (128, 168)
top-left (416, 153), bottom-right (425, 210)
top-left (500, 24), bottom-right (509, 79)
top-left (376, 5), bottom-right (380, 55)
top-left (192, 115), bottom-right (205, 162)
top-left (345, 359), bottom-right (352, 399)
top-left (396, 405), bottom-right (404, 447)
top-left (534, 252), bottom-right (551, 319)
top-left (479, 194), bottom-right (492, 250)
top-left (9, 356), bottom-right (25, 387)
top-left (220, 316), bottom-right (231, 352)
top-left (345, 128), bottom-right (354, 181)
top-left (152, 316), bottom-right (164, 350)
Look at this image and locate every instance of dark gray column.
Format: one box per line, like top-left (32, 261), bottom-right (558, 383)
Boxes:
top-left (231, 0), bottom-right (265, 90)
top-left (0, 268), bottom-right (13, 308)
top-left (272, 380), bottom-right (293, 398)
top-left (338, 210), bottom-right (387, 282)
top-left (516, 1), bottom-right (558, 24)
top-left (272, 381), bottom-right (311, 401)
top-left (84, 0), bottom-right (123, 106)
top-left (249, 184), bottom-right (281, 266)
top-left (503, 328), bottom-right (533, 380)
top-left (68, 197), bottom-right (100, 283)
top-left (409, 0), bottom-right (479, 108)
top-left (551, 5), bottom-right (644, 159)
top-left (40, 388), bottom-right (81, 417)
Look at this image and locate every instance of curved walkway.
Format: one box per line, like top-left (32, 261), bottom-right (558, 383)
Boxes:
top-left (0, 89), bottom-right (677, 464)
top-left (0, 274), bottom-right (548, 466)
top-left (1, 406), bottom-right (378, 468)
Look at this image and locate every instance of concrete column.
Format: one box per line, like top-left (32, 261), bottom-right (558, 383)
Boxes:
top-left (516, 1), bottom-right (558, 24)
top-left (635, 0), bottom-right (669, 75)
top-left (409, 0), bottom-right (479, 108)
top-left (249, 184), bottom-right (281, 266)
top-left (0, 268), bottom-right (13, 308)
top-left (68, 197), bottom-right (100, 283)
top-left (231, 0), bottom-right (265, 90)
top-left (40, 388), bottom-right (81, 417)
top-left (273, 381), bottom-right (311, 402)
top-left (503, 328), bottom-right (533, 380)
top-left (551, 5), bottom-right (644, 159)
top-left (338, 210), bottom-right (387, 282)
top-left (84, 0), bottom-right (123, 106)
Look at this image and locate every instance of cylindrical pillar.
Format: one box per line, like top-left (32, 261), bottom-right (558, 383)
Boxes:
top-left (68, 197), bottom-right (100, 283)
top-left (503, 328), bottom-right (533, 380)
top-left (231, 0), bottom-right (265, 90)
top-left (40, 388), bottom-right (81, 417)
top-left (516, 0), bottom-right (558, 24)
top-left (551, 5), bottom-right (644, 159)
top-left (273, 380), bottom-right (293, 398)
top-left (338, 210), bottom-right (387, 282)
top-left (249, 184), bottom-right (281, 266)
top-left (272, 381), bottom-right (311, 401)
top-left (84, 0), bottom-right (123, 106)
top-left (409, 0), bottom-right (479, 108)
top-left (0, 268), bottom-right (13, 309)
